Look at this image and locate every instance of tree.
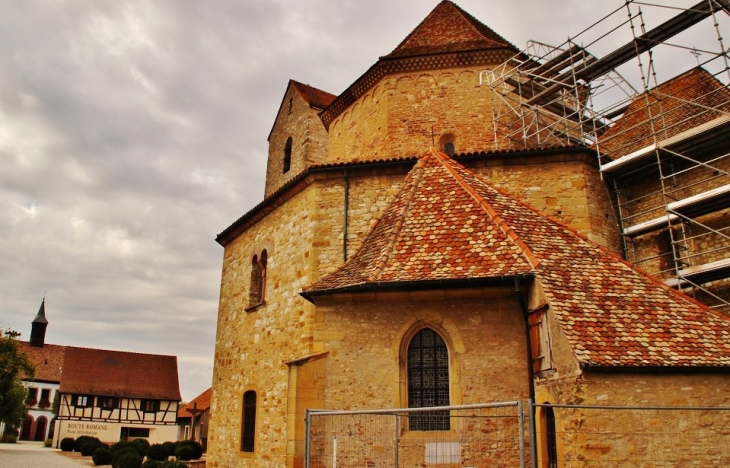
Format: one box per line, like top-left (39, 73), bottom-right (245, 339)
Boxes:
top-left (0, 330), bottom-right (35, 432)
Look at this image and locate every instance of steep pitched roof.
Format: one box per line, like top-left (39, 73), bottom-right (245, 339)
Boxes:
top-left (386, 1), bottom-right (515, 58)
top-left (598, 67), bottom-right (730, 157)
top-left (19, 342), bottom-right (66, 382)
top-left (292, 81), bottom-right (336, 110)
top-left (178, 387), bottom-right (212, 418)
top-left (305, 149), bottom-right (730, 368)
top-left (59, 347), bottom-right (181, 400)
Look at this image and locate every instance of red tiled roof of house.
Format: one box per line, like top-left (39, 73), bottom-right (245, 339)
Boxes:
top-left (386, 1), bottom-right (515, 58)
top-left (292, 81), bottom-right (336, 110)
top-left (178, 387), bottom-right (212, 418)
top-left (305, 149), bottom-right (730, 368)
top-left (597, 67), bottom-right (730, 157)
top-left (18, 342), bottom-right (66, 382)
top-left (59, 347), bottom-right (181, 400)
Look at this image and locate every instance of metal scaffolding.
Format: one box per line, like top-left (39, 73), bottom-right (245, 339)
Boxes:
top-left (482, 0), bottom-right (730, 314)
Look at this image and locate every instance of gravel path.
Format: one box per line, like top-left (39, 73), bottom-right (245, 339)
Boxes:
top-left (0, 442), bottom-right (92, 468)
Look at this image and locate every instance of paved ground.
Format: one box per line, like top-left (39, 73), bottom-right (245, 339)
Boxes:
top-left (0, 441), bottom-right (90, 467)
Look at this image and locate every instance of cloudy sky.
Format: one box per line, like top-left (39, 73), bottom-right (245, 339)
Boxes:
top-left (1, 0), bottom-right (725, 401)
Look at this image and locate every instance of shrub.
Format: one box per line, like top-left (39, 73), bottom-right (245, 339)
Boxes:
top-left (112, 447), bottom-right (140, 468)
top-left (161, 441), bottom-right (177, 457)
top-left (161, 462), bottom-right (187, 468)
top-left (177, 440), bottom-right (203, 460)
top-left (92, 447), bottom-right (113, 466)
top-left (0, 434), bottom-right (17, 443)
top-left (43, 439), bottom-right (53, 447)
top-left (60, 437), bottom-right (75, 452)
top-left (110, 441), bottom-right (136, 454)
top-left (147, 443), bottom-right (168, 461)
top-left (74, 435), bottom-right (97, 452)
top-left (174, 444), bottom-right (193, 461)
top-left (131, 438), bottom-right (149, 457)
top-left (141, 460), bottom-right (159, 468)
top-left (82, 440), bottom-right (104, 456)
top-left (115, 451), bottom-right (142, 468)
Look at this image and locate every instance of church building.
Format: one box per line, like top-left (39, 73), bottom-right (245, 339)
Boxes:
top-left (208, 2), bottom-right (730, 466)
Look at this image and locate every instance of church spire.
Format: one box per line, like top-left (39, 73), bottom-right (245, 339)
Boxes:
top-left (30, 297), bottom-right (48, 347)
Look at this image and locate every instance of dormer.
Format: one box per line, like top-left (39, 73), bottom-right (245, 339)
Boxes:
top-left (265, 80), bottom-right (336, 198)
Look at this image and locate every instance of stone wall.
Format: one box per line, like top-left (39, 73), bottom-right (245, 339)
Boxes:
top-left (327, 67), bottom-right (518, 164)
top-left (265, 85), bottom-right (329, 198)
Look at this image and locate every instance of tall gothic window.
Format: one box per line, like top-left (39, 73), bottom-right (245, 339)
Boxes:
top-left (249, 250), bottom-right (267, 306)
top-left (407, 328), bottom-right (450, 430)
top-left (283, 137), bottom-right (292, 173)
top-left (241, 390), bottom-right (257, 452)
top-left (544, 405), bottom-right (558, 467)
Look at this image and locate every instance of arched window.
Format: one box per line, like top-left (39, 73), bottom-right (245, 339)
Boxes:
top-left (439, 134), bottom-right (456, 156)
top-left (283, 137), bottom-right (292, 173)
top-left (241, 390), bottom-right (257, 452)
top-left (407, 328), bottom-right (450, 430)
top-left (543, 404), bottom-right (558, 468)
top-left (34, 416), bottom-right (47, 441)
top-left (443, 141), bottom-right (455, 156)
top-left (288, 97), bottom-right (293, 114)
top-left (248, 250), bottom-right (267, 307)
top-left (20, 415), bottom-right (33, 441)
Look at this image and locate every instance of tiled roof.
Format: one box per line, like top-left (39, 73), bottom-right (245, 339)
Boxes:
top-left (598, 67), bottom-right (730, 157)
top-left (19, 342), bottom-right (66, 382)
top-left (305, 149), bottom-right (730, 368)
top-left (178, 387), bottom-right (212, 418)
top-left (385, 1), bottom-right (515, 58)
top-left (291, 81), bottom-right (336, 110)
top-left (59, 347), bottom-right (181, 400)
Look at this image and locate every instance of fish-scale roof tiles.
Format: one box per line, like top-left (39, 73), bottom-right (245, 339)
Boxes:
top-left (305, 149), bottom-right (730, 368)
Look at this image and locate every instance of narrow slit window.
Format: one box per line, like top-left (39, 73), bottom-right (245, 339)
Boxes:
top-left (283, 137), bottom-right (292, 173)
top-left (241, 390), bottom-right (257, 452)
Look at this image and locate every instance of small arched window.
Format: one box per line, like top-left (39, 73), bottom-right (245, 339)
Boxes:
top-left (283, 137), bottom-right (292, 173)
top-left (241, 390), bottom-right (257, 452)
top-left (443, 141), bottom-right (455, 156)
top-left (407, 328), bottom-right (450, 430)
top-left (543, 404), bottom-right (558, 468)
top-left (249, 250), bottom-right (267, 307)
top-left (288, 97), bottom-right (293, 114)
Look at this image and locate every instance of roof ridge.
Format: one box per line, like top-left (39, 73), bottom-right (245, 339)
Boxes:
top-left (429, 148), bottom-right (541, 269)
top-left (367, 159), bottom-right (426, 281)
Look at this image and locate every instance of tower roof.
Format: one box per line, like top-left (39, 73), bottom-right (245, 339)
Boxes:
top-left (385, 0), bottom-right (515, 58)
top-left (291, 80), bottom-right (336, 110)
top-left (304, 149), bottom-right (730, 368)
top-left (33, 298), bottom-right (48, 324)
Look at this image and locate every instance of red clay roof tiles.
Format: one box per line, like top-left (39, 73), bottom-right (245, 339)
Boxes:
top-left (291, 80), bottom-right (336, 110)
top-left (19, 342), bottom-right (66, 382)
top-left (178, 387), bottom-right (212, 418)
top-left (59, 346), bottom-right (181, 400)
top-left (306, 149), bottom-right (730, 368)
top-left (598, 67), bottom-right (730, 157)
top-left (386, 1), bottom-right (515, 58)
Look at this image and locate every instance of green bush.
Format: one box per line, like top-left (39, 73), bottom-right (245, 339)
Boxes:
top-left (110, 441), bottom-right (137, 455)
top-left (174, 444), bottom-right (193, 461)
top-left (115, 451), bottom-right (142, 468)
top-left (74, 435), bottom-right (97, 452)
top-left (161, 441), bottom-right (177, 457)
top-left (161, 462), bottom-right (187, 468)
top-left (111, 447), bottom-right (140, 468)
top-left (141, 460), bottom-right (159, 468)
top-left (92, 447), bottom-right (112, 466)
top-left (147, 443), bottom-right (168, 461)
top-left (131, 438), bottom-right (149, 457)
top-left (81, 439), bottom-right (106, 456)
top-left (60, 437), bottom-right (75, 452)
top-left (0, 434), bottom-right (17, 443)
top-left (43, 439), bottom-right (52, 447)
top-left (177, 440), bottom-right (203, 460)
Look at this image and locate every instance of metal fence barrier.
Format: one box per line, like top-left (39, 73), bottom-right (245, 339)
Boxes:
top-left (305, 401), bottom-right (730, 467)
top-left (306, 401), bottom-right (527, 468)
